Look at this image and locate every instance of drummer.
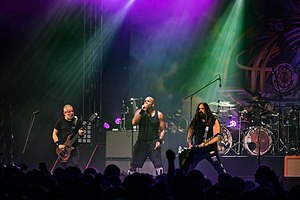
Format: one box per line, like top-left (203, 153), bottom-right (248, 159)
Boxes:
top-left (251, 92), bottom-right (273, 112)
top-left (243, 92), bottom-right (274, 125)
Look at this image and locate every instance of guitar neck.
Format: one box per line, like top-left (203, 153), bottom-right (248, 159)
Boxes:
top-left (193, 133), bottom-right (221, 148)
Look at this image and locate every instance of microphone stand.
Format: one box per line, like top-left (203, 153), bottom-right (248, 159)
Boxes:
top-left (184, 75), bottom-right (220, 121)
top-left (257, 126), bottom-right (261, 166)
top-left (22, 112), bottom-right (39, 154)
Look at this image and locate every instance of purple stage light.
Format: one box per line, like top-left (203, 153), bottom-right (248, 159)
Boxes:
top-left (103, 122), bottom-right (111, 129)
top-left (115, 117), bottom-right (121, 125)
top-left (228, 119), bottom-right (238, 128)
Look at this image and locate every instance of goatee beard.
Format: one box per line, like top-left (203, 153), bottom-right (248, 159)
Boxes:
top-left (200, 113), bottom-right (207, 120)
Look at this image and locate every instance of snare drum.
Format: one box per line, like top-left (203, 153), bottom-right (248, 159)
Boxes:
top-left (243, 126), bottom-right (273, 156)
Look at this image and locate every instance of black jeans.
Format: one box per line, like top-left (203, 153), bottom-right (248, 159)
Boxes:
top-left (180, 147), bottom-right (226, 175)
top-left (129, 140), bottom-right (162, 171)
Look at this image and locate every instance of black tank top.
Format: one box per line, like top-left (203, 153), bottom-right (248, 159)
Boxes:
top-left (193, 117), bottom-right (218, 151)
top-left (138, 110), bottom-right (159, 142)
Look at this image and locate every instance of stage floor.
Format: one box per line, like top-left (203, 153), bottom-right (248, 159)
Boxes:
top-left (105, 155), bottom-right (300, 190)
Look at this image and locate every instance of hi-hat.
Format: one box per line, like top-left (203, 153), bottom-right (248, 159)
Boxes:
top-left (209, 101), bottom-right (236, 107)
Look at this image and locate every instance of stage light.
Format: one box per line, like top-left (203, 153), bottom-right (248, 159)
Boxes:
top-left (228, 119), bottom-right (237, 128)
top-left (115, 117), bottom-right (121, 125)
top-left (103, 122), bottom-right (111, 129)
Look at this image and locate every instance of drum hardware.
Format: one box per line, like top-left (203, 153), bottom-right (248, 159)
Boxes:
top-left (278, 138), bottom-right (289, 154)
top-left (120, 100), bottom-right (130, 130)
top-left (271, 105), bottom-right (300, 155)
top-left (228, 112), bottom-right (244, 155)
top-left (281, 123), bottom-right (300, 155)
top-left (120, 97), bottom-right (143, 130)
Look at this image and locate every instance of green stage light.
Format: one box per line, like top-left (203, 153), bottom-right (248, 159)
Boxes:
top-left (189, 0), bottom-right (245, 104)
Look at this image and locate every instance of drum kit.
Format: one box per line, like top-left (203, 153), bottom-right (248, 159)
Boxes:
top-left (209, 100), bottom-right (300, 156)
top-left (120, 97), bottom-right (143, 130)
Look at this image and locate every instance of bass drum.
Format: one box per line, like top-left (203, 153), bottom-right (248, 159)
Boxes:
top-left (244, 126), bottom-right (273, 156)
top-left (218, 126), bottom-right (233, 155)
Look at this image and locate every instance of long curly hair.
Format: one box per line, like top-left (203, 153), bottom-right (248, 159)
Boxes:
top-left (189, 102), bottom-right (215, 129)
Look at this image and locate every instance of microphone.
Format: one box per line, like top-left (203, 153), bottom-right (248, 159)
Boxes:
top-left (142, 104), bottom-right (148, 110)
top-left (218, 74), bottom-right (222, 87)
top-left (33, 110), bottom-right (40, 115)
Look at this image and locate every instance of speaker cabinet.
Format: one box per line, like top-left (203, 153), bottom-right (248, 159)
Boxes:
top-left (106, 130), bottom-right (138, 158)
top-left (284, 156), bottom-right (300, 177)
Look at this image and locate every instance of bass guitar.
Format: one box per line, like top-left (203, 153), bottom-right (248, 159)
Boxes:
top-left (56, 113), bottom-right (98, 163)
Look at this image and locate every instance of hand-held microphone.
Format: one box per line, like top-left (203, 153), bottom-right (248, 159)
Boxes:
top-left (218, 74), bottom-right (222, 87)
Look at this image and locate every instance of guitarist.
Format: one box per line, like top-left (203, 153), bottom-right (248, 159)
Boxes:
top-left (52, 104), bottom-right (84, 168)
top-left (180, 102), bottom-right (226, 175)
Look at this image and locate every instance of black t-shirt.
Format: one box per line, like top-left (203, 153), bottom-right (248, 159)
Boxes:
top-left (54, 117), bottom-right (83, 146)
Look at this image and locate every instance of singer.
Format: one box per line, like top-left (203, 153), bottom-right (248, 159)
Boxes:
top-left (52, 104), bottom-right (84, 168)
top-left (180, 102), bottom-right (226, 175)
top-left (128, 96), bottom-right (166, 176)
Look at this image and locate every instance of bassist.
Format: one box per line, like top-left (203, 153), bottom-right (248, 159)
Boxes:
top-left (52, 104), bottom-right (84, 168)
top-left (180, 102), bottom-right (226, 175)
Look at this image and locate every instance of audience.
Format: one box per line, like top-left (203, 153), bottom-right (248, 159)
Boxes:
top-left (0, 150), bottom-right (297, 200)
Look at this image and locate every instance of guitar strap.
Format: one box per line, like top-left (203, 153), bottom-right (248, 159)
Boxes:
top-left (71, 117), bottom-right (78, 134)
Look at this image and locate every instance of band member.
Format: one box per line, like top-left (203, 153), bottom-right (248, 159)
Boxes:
top-left (180, 102), bottom-right (226, 175)
top-left (128, 96), bottom-right (166, 176)
top-left (242, 92), bottom-right (274, 126)
top-left (52, 104), bottom-right (84, 168)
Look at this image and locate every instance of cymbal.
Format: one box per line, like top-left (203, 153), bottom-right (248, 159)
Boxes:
top-left (126, 97), bottom-right (142, 102)
top-left (209, 101), bottom-right (236, 107)
top-left (247, 100), bottom-right (269, 104)
top-left (221, 107), bottom-right (237, 111)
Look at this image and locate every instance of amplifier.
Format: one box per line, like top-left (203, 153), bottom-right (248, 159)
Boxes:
top-left (106, 130), bottom-right (138, 158)
top-left (284, 156), bottom-right (300, 177)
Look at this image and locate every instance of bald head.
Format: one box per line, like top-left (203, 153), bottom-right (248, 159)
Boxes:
top-left (144, 96), bottom-right (155, 109)
top-left (63, 104), bottom-right (74, 121)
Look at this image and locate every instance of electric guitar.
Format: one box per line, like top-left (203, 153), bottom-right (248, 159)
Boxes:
top-left (179, 133), bottom-right (222, 167)
top-left (56, 113), bottom-right (98, 163)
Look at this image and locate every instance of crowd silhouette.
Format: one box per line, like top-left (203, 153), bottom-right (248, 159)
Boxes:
top-left (0, 149), bottom-right (299, 200)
